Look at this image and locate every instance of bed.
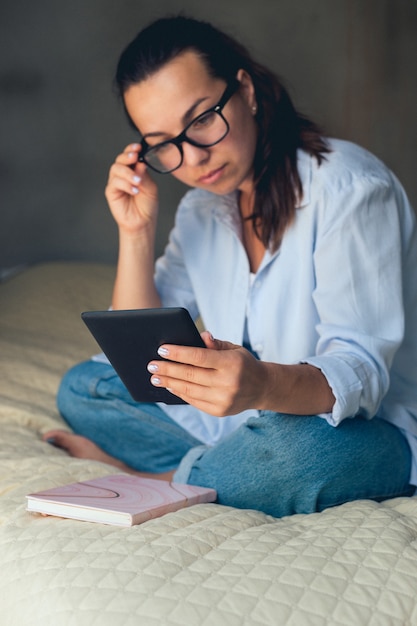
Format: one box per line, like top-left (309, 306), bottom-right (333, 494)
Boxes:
top-left (1, 262), bottom-right (417, 626)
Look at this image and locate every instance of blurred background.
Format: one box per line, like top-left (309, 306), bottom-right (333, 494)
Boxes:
top-left (1, 0), bottom-right (416, 278)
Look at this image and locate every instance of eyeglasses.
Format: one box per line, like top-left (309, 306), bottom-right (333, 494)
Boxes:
top-left (138, 78), bottom-right (240, 174)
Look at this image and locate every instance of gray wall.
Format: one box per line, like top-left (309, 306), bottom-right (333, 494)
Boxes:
top-left (1, 0), bottom-right (416, 273)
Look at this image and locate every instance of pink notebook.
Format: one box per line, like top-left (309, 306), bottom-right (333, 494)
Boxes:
top-left (26, 474), bottom-right (217, 526)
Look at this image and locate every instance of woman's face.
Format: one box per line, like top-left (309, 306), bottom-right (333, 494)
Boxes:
top-left (123, 50), bottom-right (258, 196)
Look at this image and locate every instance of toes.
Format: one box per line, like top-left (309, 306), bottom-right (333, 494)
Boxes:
top-left (42, 430), bottom-right (74, 452)
top-left (42, 429), bottom-right (69, 442)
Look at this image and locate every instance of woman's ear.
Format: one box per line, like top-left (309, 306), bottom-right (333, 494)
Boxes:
top-left (236, 68), bottom-right (257, 114)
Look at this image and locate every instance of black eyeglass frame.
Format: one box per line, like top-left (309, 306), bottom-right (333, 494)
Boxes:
top-left (138, 77), bottom-right (240, 174)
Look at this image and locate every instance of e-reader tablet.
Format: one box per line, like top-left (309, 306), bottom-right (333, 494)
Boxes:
top-left (81, 308), bottom-right (205, 405)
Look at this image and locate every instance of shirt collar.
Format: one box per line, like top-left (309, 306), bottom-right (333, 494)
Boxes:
top-left (212, 191), bottom-right (242, 233)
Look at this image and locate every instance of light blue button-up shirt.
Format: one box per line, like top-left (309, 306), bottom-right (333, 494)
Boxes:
top-left (155, 139), bottom-right (417, 484)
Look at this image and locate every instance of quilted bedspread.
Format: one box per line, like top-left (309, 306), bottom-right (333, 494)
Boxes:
top-left (1, 262), bottom-right (417, 626)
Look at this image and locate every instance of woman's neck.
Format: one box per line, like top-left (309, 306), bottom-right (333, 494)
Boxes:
top-left (239, 190), bottom-right (266, 273)
top-left (239, 189), bottom-right (254, 219)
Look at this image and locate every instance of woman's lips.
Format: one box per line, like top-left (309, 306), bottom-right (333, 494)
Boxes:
top-left (197, 165), bottom-right (226, 185)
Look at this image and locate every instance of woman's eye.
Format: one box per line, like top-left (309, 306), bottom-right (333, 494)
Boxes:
top-left (192, 111), bottom-right (216, 129)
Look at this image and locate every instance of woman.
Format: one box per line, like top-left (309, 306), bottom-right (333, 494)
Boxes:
top-left (44, 15), bottom-right (417, 518)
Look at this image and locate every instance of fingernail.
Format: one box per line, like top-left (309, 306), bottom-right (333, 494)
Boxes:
top-left (133, 175), bottom-right (141, 184)
top-left (147, 363), bottom-right (159, 373)
top-left (151, 376), bottom-right (161, 386)
top-left (132, 186), bottom-right (139, 194)
top-left (158, 347), bottom-right (169, 357)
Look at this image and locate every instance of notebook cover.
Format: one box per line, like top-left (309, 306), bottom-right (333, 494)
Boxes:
top-left (27, 474), bottom-right (217, 526)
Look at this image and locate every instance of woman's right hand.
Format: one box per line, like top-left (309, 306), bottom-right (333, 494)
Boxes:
top-left (105, 143), bottom-right (159, 234)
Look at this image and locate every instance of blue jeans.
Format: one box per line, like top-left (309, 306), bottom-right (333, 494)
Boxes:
top-left (57, 360), bottom-right (414, 518)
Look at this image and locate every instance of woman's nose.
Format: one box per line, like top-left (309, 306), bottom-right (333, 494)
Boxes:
top-left (181, 142), bottom-right (210, 167)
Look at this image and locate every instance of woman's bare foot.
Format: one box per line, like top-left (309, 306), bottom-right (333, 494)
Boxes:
top-left (42, 430), bottom-right (176, 481)
top-left (43, 430), bottom-right (130, 470)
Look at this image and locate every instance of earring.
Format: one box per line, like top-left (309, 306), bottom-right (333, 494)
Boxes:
top-left (251, 104), bottom-right (257, 115)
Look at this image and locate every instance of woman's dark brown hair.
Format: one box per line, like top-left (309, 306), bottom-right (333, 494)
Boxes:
top-left (115, 15), bottom-right (330, 249)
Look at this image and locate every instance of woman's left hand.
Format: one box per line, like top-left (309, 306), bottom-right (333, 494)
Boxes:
top-left (147, 331), bottom-right (269, 416)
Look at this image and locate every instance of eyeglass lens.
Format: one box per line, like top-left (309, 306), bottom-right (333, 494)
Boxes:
top-left (144, 110), bottom-right (229, 173)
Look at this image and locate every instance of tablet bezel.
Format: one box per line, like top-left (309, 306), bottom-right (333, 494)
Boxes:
top-left (81, 307), bottom-right (205, 405)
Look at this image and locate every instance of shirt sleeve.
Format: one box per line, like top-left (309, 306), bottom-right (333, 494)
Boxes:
top-left (154, 207), bottom-right (199, 321)
top-left (303, 172), bottom-right (406, 426)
